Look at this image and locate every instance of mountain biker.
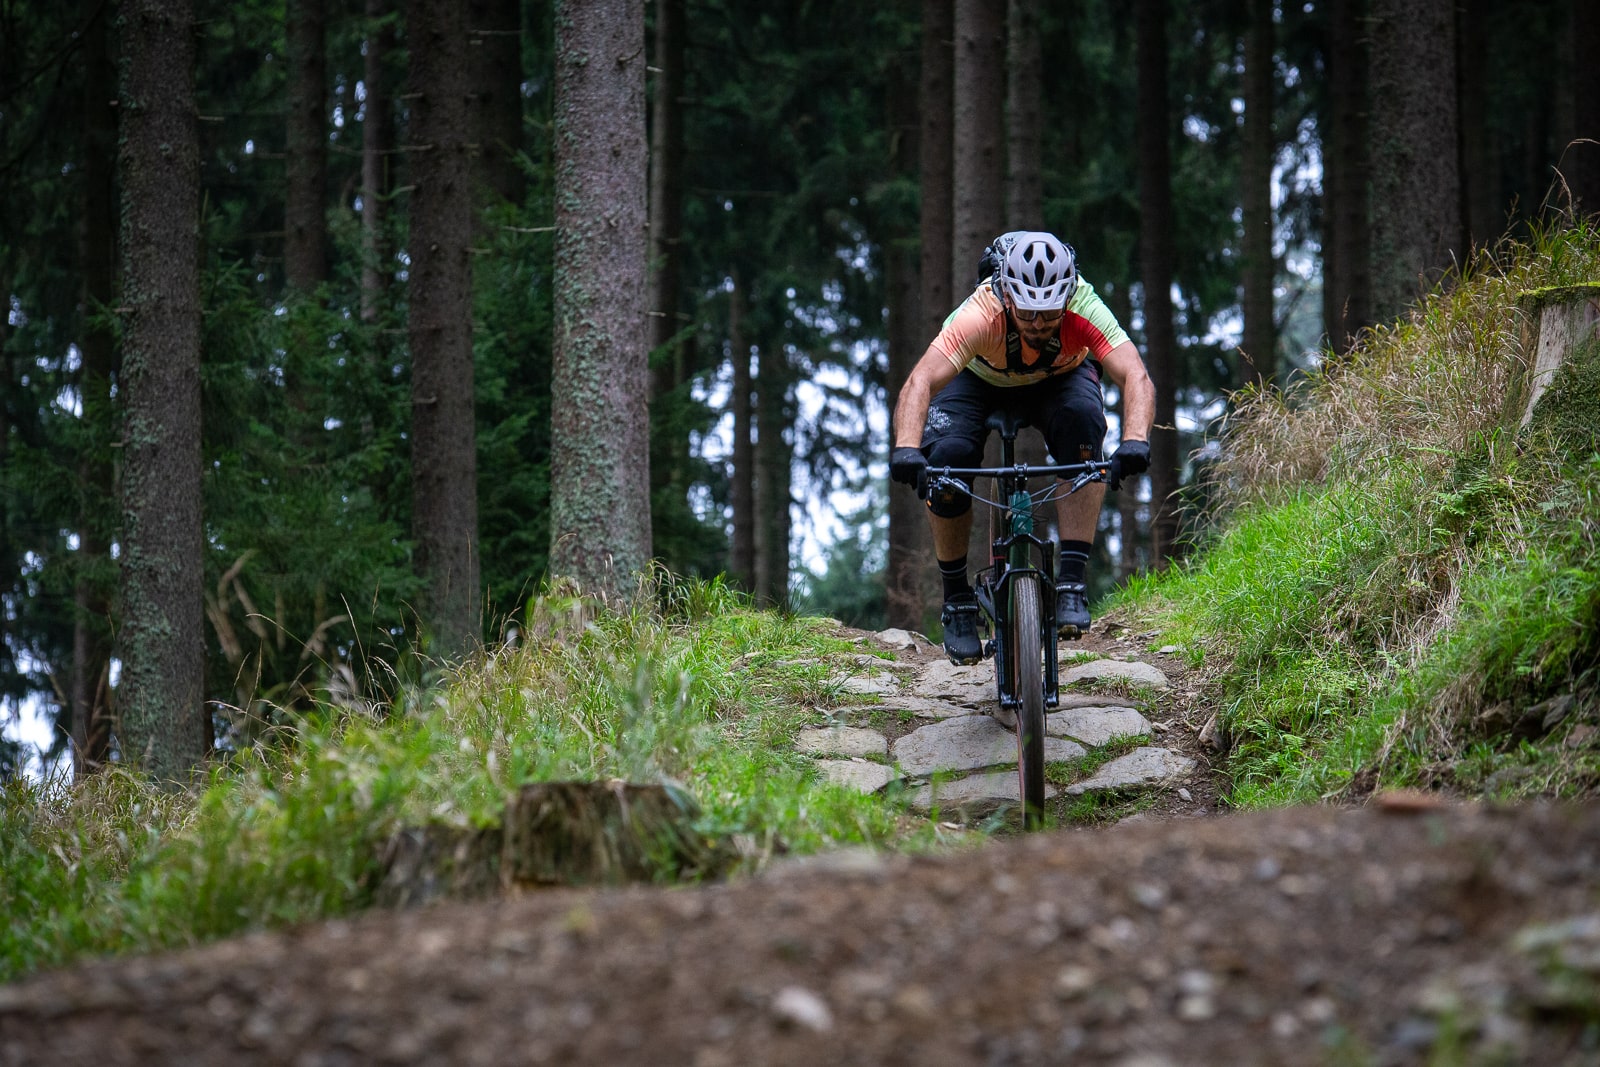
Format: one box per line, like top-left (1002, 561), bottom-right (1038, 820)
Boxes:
top-left (889, 231), bottom-right (1156, 665)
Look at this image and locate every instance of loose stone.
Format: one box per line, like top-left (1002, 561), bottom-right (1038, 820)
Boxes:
top-left (771, 986), bottom-right (833, 1033)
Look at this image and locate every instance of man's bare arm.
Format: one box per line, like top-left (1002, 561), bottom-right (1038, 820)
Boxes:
top-left (1100, 340), bottom-right (1155, 442)
top-left (893, 346), bottom-right (963, 449)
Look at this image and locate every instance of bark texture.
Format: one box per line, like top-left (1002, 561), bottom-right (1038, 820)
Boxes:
top-left (408, 0), bottom-right (480, 652)
top-left (918, 0), bottom-right (954, 344)
top-left (1136, 0), bottom-right (1179, 563)
top-left (74, 0), bottom-right (118, 772)
top-left (728, 278), bottom-right (754, 592)
top-left (1368, 0), bottom-right (1461, 325)
top-left (1004, 0), bottom-right (1043, 230)
top-left (285, 0), bottom-right (329, 290)
top-left (361, 0), bottom-right (397, 322)
top-left (886, 32), bottom-right (935, 632)
top-left (1322, 0), bottom-right (1369, 350)
top-left (1239, 0), bottom-right (1274, 388)
top-left (468, 0), bottom-right (524, 207)
top-left (117, 0), bottom-right (207, 780)
top-left (951, 0), bottom-right (1005, 299)
top-left (549, 0), bottom-right (653, 596)
top-left (753, 355), bottom-right (793, 609)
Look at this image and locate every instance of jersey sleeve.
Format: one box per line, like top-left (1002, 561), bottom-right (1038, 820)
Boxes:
top-left (930, 285), bottom-right (1003, 372)
top-left (1062, 280), bottom-right (1130, 359)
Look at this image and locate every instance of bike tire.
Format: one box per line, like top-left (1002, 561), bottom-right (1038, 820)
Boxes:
top-left (1010, 574), bottom-right (1047, 830)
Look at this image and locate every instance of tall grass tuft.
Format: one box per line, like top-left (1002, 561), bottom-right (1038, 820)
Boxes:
top-left (1115, 224), bottom-right (1600, 806)
top-left (0, 576), bottom-right (924, 983)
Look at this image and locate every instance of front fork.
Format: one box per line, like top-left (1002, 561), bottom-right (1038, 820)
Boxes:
top-left (984, 495), bottom-right (1061, 711)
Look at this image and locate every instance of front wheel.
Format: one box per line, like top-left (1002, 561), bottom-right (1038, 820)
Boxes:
top-left (1009, 574), bottom-right (1047, 829)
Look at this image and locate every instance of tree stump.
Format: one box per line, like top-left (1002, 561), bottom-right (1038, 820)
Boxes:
top-left (372, 781), bottom-right (734, 908)
top-left (1518, 283), bottom-right (1600, 430)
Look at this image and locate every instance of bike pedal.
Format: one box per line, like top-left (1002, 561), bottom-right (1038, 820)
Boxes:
top-left (1058, 624), bottom-right (1083, 641)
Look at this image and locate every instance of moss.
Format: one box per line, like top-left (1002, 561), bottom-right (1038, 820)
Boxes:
top-left (1528, 335), bottom-right (1600, 453)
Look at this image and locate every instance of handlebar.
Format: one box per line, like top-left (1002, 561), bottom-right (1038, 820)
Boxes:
top-left (916, 459), bottom-right (1112, 501)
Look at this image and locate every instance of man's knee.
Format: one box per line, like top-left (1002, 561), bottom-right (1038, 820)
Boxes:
top-left (925, 477), bottom-right (972, 518)
top-left (1046, 397), bottom-right (1107, 463)
top-left (922, 435), bottom-right (980, 517)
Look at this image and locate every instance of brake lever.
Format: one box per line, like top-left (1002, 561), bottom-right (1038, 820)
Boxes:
top-left (1069, 468), bottom-right (1107, 493)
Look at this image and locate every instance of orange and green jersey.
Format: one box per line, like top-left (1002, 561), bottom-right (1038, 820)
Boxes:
top-left (931, 278), bottom-right (1130, 387)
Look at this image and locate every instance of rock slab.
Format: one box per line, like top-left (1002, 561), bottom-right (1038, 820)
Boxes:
top-left (1065, 747), bottom-right (1196, 795)
top-left (906, 771), bottom-right (1059, 817)
top-left (795, 725), bottom-right (889, 759)
top-left (893, 715), bottom-right (1086, 777)
top-left (814, 760), bottom-right (896, 794)
top-left (1046, 706), bottom-right (1152, 746)
top-left (1061, 658), bottom-right (1170, 690)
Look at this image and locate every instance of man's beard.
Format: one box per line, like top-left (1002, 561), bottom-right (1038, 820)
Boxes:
top-left (1019, 325), bottom-right (1056, 350)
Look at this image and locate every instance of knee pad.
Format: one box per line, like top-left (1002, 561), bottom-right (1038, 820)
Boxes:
top-left (926, 477), bottom-right (973, 518)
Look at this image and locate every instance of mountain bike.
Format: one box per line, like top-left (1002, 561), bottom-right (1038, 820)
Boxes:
top-left (919, 411), bottom-right (1110, 830)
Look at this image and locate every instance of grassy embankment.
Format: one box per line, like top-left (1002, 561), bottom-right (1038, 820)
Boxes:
top-left (1109, 224), bottom-right (1600, 807)
top-left (1, 578), bottom-right (942, 983)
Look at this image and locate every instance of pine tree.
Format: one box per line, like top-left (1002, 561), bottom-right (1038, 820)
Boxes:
top-left (549, 0), bottom-right (652, 596)
top-left (117, 0), bottom-right (207, 780)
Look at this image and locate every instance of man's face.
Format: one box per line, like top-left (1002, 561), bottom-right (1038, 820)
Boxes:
top-left (1008, 300), bottom-right (1064, 349)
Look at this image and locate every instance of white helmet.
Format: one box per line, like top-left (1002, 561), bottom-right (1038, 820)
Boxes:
top-left (999, 231), bottom-right (1078, 311)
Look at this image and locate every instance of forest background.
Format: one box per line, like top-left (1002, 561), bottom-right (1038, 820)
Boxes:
top-left (1, 0), bottom-right (1597, 779)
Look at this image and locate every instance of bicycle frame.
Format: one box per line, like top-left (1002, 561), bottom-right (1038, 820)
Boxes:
top-left (922, 419), bottom-right (1110, 710)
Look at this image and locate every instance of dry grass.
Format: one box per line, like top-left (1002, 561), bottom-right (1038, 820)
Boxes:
top-left (1212, 222), bottom-right (1600, 512)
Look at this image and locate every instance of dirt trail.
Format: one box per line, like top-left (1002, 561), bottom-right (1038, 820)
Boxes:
top-left (6, 630), bottom-right (1598, 1065)
top-left (5, 802), bottom-right (1600, 1065)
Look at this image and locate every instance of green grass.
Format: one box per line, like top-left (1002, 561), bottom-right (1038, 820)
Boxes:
top-left (1108, 225), bottom-right (1600, 808)
top-left (0, 577), bottom-right (947, 983)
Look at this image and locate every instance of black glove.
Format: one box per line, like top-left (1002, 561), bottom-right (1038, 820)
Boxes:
top-left (889, 446), bottom-right (928, 489)
top-left (1108, 440), bottom-right (1151, 491)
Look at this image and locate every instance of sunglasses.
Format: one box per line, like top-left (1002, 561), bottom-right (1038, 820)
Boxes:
top-left (1012, 306), bottom-right (1065, 324)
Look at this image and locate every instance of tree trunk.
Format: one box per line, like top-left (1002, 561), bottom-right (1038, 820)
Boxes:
top-left (1368, 0), bottom-right (1461, 325)
top-left (118, 0), bottom-right (207, 780)
top-left (1239, 0), bottom-right (1274, 389)
top-left (1457, 0), bottom-right (1496, 247)
top-left (74, 0), bottom-right (118, 774)
top-left (285, 0), bottom-right (329, 290)
top-left (1136, 0), bottom-right (1179, 563)
top-left (1322, 0), bottom-right (1369, 351)
top-left (408, 0), bottom-right (480, 652)
top-left (954, 0), bottom-right (1006, 572)
top-left (919, 0), bottom-right (954, 344)
top-left (951, 0), bottom-right (1005, 298)
top-left (1003, 0), bottom-right (1050, 472)
top-left (753, 354), bottom-right (792, 609)
top-left (361, 0), bottom-right (397, 323)
top-left (1005, 0), bottom-right (1043, 230)
top-left (468, 0), bottom-right (524, 207)
top-left (1570, 0), bottom-right (1600, 213)
top-left (648, 0), bottom-right (688, 505)
top-left (727, 276), bottom-right (755, 592)
top-left (885, 29), bottom-right (934, 632)
top-left (550, 0), bottom-right (653, 597)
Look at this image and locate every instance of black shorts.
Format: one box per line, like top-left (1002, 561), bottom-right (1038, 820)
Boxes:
top-left (920, 362), bottom-right (1108, 469)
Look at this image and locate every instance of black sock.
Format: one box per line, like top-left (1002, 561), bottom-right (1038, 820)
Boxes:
top-left (1058, 540), bottom-right (1091, 585)
top-left (938, 556), bottom-right (971, 601)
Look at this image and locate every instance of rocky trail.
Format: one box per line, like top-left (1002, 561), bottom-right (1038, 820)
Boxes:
top-left (798, 622), bottom-right (1214, 826)
top-left (5, 630), bottom-right (1600, 1065)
